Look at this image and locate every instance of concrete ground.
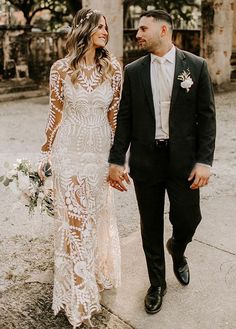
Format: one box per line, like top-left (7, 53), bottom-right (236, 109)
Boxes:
top-left (102, 196), bottom-right (236, 329)
top-left (0, 87), bottom-right (236, 328)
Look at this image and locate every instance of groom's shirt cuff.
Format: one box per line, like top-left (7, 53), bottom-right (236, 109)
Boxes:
top-left (196, 162), bottom-right (211, 168)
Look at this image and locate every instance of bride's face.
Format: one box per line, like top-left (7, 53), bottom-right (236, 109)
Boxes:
top-left (91, 16), bottom-right (108, 48)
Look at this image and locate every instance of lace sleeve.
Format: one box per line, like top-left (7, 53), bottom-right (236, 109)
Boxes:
top-left (108, 58), bottom-right (122, 133)
top-left (40, 61), bottom-right (64, 161)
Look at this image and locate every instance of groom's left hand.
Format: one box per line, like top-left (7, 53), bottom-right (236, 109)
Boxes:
top-left (188, 164), bottom-right (211, 189)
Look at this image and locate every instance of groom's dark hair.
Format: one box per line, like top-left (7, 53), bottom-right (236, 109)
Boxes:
top-left (140, 9), bottom-right (173, 31)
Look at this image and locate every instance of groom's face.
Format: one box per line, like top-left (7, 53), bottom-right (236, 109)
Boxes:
top-left (136, 16), bottom-right (167, 52)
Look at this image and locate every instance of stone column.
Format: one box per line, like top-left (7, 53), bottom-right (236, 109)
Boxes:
top-left (3, 31), bottom-right (10, 71)
top-left (201, 0), bottom-right (234, 86)
top-left (231, 0), bottom-right (236, 81)
top-left (82, 0), bottom-right (123, 63)
top-left (232, 0), bottom-right (236, 49)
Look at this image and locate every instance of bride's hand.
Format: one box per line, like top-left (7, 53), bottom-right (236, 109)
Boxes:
top-left (108, 164), bottom-right (130, 192)
top-left (38, 160), bottom-right (52, 182)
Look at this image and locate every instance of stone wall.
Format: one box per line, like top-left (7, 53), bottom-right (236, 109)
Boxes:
top-left (0, 26), bottom-right (67, 82)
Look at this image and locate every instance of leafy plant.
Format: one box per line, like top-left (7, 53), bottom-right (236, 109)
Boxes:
top-left (7, 0), bottom-right (82, 30)
top-left (124, 0), bottom-right (200, 27)
top-left (0, 159), bottom-right (54, 217)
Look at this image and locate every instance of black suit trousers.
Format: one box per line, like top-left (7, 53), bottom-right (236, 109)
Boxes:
top-left (133, 145), bottom-right (202, 287)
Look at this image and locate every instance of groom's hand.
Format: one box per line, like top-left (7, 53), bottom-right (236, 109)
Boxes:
top-left (108, 164), bottom-right (130, 192)
top-left (188, 164), bottom-right (211, 189)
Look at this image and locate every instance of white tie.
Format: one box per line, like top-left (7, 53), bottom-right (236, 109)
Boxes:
top-left (156, 58), bottom-right (171, 136)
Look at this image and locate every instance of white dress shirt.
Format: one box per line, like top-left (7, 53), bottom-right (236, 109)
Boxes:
top-left (150, 45), bottom-right (176, 139)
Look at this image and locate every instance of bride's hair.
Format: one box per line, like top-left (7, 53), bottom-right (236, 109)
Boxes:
top-left (66, 8), bottom-right (115, 84)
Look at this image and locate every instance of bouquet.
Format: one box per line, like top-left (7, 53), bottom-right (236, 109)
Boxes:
top-left (0, 159), bottom-right (54, 217)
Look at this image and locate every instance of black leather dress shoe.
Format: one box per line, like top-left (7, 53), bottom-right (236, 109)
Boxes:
top-left (166, 238), bottom-right (190, 286)
top-left (144, 285), bottom-right (167, 314)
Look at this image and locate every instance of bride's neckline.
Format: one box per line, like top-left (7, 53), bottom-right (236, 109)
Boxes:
top-left (79, 62), bottom-right (97, 71)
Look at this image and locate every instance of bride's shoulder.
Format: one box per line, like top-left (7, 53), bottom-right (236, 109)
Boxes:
top-left (110, 55), bottom-right (122, 77)
top-left (50, 58), bottom-right (71, 77)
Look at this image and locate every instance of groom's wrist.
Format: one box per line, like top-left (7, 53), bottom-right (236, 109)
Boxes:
top-left (109, 163), bottom-right (125, 169)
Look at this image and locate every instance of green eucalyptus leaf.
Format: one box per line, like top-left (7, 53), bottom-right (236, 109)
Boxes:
top-left (3, 178), bottom-right (10, 186)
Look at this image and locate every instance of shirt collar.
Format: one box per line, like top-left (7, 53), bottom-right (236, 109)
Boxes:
top-left (151, 45), bottom-right (176, 64)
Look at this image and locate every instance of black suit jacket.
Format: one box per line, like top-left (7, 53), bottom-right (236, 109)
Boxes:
top-left (109, 48), bottom-right (216, 181)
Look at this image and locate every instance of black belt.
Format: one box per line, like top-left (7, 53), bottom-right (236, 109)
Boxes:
top-left (155, 139), bottom-right (169, 148)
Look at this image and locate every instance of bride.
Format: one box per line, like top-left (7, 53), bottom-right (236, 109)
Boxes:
top-left (38, 8), bottom-right (122, 328)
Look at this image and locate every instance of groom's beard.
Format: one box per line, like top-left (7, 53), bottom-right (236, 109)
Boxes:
top-left (137, 39), bottom-right (161, 53)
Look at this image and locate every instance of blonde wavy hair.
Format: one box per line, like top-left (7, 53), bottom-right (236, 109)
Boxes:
top-left (66, 9), bottom-right (115, 84)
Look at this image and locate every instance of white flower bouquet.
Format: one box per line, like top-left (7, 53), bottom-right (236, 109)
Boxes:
top-left (0, 159), bottom-right (54, 217)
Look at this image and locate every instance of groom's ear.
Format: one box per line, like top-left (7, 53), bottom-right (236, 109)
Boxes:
top-left (160, 24), bottom-right (168, 37)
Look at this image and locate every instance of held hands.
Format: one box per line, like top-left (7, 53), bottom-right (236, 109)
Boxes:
top-left (108, 164), bottom-right (131, 192)
top-left (188, 164), bottom-right (211, 190)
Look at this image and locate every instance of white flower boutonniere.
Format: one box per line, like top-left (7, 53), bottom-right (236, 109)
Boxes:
top-left (178, 69), bottom-right (193, 92)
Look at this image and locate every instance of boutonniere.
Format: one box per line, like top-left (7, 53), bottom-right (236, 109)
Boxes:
top-left (177, 69), bottom-right (193, 92)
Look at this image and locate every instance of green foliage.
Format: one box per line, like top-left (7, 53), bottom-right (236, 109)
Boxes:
top-left (0, 158), bottom-right (54, 217)
top-left (7, 0), bottom-right (82, 30)
top-left (3, 177), bottom-right (13, 186)
top-left (124, 0), bottom-right (200, 25)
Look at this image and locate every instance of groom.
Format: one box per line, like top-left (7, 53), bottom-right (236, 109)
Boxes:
top-left (108, 10), bottom-right (216, 313)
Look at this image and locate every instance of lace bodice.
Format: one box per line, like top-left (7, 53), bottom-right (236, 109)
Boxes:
top-left (41, 56), bottom-right (122, 159)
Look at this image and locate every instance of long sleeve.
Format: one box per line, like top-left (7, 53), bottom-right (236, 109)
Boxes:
top-left (107, 59), bottom-right (122, 133)
top-left (40, 61), bottom-right (64, 161)
top-left (196, 60), bottom-right (216, 166)
top-left (109, 66), bottom-right (132, 166)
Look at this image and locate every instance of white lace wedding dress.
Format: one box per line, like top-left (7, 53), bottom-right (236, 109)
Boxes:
top-left (40, 57), bottom-right (122, 328)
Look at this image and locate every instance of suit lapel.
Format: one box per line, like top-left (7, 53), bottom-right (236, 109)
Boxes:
top-left (140, 54), bottom-right (155, 118)
top-left (170, 48), bottom-right (187, 110)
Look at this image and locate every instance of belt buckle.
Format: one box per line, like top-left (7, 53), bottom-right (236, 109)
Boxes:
top-left (155, 139), bottom-right (169, 148)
